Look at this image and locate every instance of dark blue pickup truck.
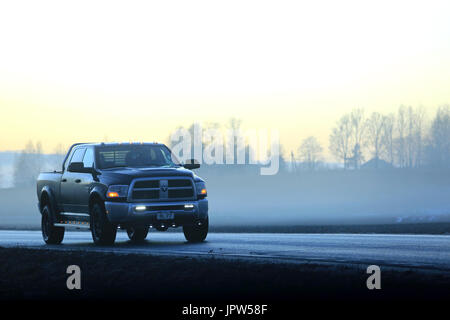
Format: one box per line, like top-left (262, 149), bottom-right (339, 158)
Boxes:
top-left (36, 142), bottom-right (208, 245)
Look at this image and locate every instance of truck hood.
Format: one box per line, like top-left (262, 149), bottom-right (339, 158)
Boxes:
top-left (99, 166), bottom-right (201, 186)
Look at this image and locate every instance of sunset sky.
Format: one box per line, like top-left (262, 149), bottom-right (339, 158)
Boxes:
top-left (1, 0), bottom-right (449, 158)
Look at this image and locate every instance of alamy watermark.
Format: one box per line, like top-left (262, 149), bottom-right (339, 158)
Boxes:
top-left (66, 265), bottom-right (81, 290)
top-left (366, 265), bottom-right (381, 290)
top-left (170, 123), bottom-right (280, 175)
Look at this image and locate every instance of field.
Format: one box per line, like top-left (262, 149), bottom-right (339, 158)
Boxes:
top-left (1, 168), bottom-right (450, 231)
top-left (1, 247), bottom-right (449, 301)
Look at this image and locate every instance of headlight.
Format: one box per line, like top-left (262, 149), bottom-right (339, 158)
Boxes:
top-left (106, 185), bottom-right (129, 198)
top-left (195, 181), bottom-right (207, 199)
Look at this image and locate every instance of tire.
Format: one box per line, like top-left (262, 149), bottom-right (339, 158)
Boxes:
top-left (183, 217), bottom-right (208, 243)
top-left (41, 205), bottom-right (65, 244)
top-left (126, 226), bottom-right (149, 242)
top-left (90, 202), bottom-right (117, 245)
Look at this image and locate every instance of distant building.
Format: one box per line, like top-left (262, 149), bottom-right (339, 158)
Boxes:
top-left (361, 157), bottom-right (394, 170)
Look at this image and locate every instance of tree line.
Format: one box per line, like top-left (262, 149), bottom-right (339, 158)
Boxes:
top-left (297, 105), bottom-right (450, 170)
top-left (5, 104), bottom-right (450, 187)
top-left (12, 142), bottom-right (65, 187)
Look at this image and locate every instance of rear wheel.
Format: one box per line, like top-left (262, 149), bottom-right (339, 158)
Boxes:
top-left (183, 217), bottom-right (208, 243)
top-left (126, 226), bottom-right (149, 242)
top-left (41, 205), bottom-right (65, 244)
top-left (90, 202), bottom-right (117, 245)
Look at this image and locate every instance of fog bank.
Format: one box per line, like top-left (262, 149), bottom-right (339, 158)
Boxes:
top-left (1, 168), bottom-right (449, 228)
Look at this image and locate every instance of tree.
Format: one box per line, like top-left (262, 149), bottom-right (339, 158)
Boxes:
top-left (428, 105), bottom-right (450, 168)
top-left (365, 112), bottom-right (386, 168)
top-left (52, 143), bottom-right (66, 171)
top-left (383, 114), bottom-right (395, 165)
top-left (298, 136), bottom-right (323, 170)
top-left (395, 106), bottom-right (427, 168)
top-left (410, 106), bottom-right (426, 168)
top-left (329, 109), bottom-right (367, 169)
top-left (13, 141), bottom-right (43, 187)
top-left (395, 105), bottom-right (408, 167)
top-left (351, 109), bottom-right (366, 148)
top-left (349, 143), bottom-right (364, 169)
top-left (329, 114), bottom-right (352, 168)
top-left (289, 150), bottom-right (297, 172)
top-left (350, 108), bottom-right (366, 169)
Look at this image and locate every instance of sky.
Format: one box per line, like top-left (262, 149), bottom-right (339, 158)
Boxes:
top-left (1, 0), bottom-right (449, 158)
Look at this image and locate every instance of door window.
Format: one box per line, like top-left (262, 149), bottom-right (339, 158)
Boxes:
top-left (83, 148), bottom-right (95, 168)
top-left (70, 148), bottom-right (86, 164)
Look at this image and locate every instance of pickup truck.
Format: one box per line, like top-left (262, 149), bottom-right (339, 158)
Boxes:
top-left (36, 142), bottom-right (208, 245)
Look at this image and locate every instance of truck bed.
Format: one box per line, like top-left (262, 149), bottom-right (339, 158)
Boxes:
top-left (36, 172), bottom-right (62, 204)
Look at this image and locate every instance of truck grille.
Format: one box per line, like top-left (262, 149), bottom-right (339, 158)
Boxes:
top-left (130, 178), bottom-right (195, 201)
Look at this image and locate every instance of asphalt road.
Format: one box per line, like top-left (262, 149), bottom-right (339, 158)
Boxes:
top-left (0, 230), bottom-right (449, 271)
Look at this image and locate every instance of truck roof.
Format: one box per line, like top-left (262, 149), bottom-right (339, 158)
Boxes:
top-left (73, 142), bottom-right (166, 148)
top-left (61, 142), bottom-right (169, 172)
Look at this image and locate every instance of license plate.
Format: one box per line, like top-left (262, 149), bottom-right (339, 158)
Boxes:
top-left (156, 212), bottom-right (174, 220)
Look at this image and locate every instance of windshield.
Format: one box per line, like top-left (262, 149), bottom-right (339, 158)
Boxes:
top-left (96, 145), bottom-right (180, 169)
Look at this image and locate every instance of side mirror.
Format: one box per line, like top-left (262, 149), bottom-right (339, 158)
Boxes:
top-left (68, 162), bottom-right (95, 174)
top-left (183, 159), bottom-right (200, 170)
top-left (68, 162), bottom-right (84, 172)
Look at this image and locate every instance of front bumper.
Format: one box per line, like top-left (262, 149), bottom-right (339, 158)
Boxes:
top-left (104, 199), bottom-right (208, 226)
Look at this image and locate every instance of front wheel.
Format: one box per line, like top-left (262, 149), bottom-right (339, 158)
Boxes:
top-left (183, 218), bottom-right (208, 243)
top-left (90, 202), bottom-right (117, 245)
top-left (41, 205), bottom-right (65, 244)
top-left (126, 226), bottom-right (149, 242)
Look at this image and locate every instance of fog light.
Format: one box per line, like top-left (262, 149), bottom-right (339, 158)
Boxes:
top-left (135, 205), bottom-right (146, 211)
top-left (184, 204), bottom-right (194, 209)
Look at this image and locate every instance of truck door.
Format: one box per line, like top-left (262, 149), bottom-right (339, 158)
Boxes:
top-left (60, 147), bottom-right (86, 212)
top-left (76, 147), bottom-right (95, 213)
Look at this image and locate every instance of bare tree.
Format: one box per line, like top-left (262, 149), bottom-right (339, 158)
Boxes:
top-left (383, 114), bottom-right (395, 165)
top-left (54, 143), bottom-right (65, 155)
top-left (395, 105), bottom-right (408, 167)
top-left (351, 109), bottom-right (366, 147)
top-left (52, 143), bottom-right (66, 171)
top-left (349, 108), bottom-right (366, 168)
top-left (13, 141), bottom-right (43, 187)
top-left (289, 150), bottom-right (297, 173)
top-left (407, 107), bottom-right (416, 167)
top-left (397, 106), bottom-right (427, 168)
top-left (412, 107), bottom-right (426, 168)
top-left (329, 114), bottom-right (353, 168)
top-left (298, 136), bottom-right (323, 170)
top-left (428, 105), bottom-right (450, 168)
top-left (365, 112), bottom-right (386, 167)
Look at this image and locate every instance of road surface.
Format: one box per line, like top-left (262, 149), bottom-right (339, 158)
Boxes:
top-left (0, 230), bottom-right (449, 271)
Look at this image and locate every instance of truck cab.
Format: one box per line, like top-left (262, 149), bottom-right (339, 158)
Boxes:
top-left (37, 142), bottom-right (209, 245)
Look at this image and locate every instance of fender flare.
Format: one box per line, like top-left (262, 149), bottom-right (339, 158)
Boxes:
top-left (88, 186), bottom-right (107, 212)
top-left (39, 186), bottom-right (59, 223)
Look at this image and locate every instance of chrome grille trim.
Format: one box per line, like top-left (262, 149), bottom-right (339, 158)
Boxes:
top-left (128, 177), bottom-right (195, 202)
